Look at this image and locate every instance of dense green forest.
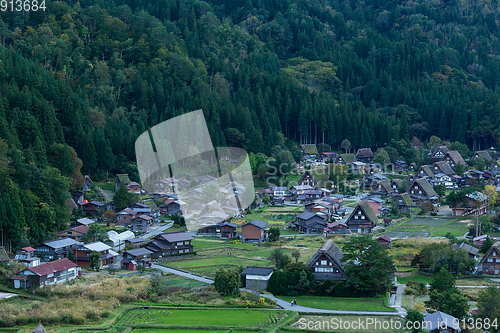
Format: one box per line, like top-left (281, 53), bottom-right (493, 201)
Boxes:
top-left (2, 0), bottom-right (500, 248)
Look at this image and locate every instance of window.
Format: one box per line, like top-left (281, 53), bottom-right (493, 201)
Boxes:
top-left (361, 215), bottom-right (365, 219)
top-left (488, 258), bottom-right (493, 262)
top-left (329, 262), bottom-right (332, 266)
top-left (321, 260), bottom-right (327, 265)
top-left (496, 259), bottom-right (500, 263)
top-left (493, 252), bottom-right (496, 257)
top-left (316, 262), bottom-right (318, 265)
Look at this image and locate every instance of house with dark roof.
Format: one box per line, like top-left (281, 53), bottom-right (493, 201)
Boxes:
top-left (408, 178), bottom-right (438, 203)
top-left (478, 241), bottom-right (500, 276)
top-left (34, 238), bottom-right (83, 261)
top-left (355, 148), bottom-right (374, 163)
top-left (423, 311), bottom-right (461, 333)
top-left (323, 222), bottom-right (350, 236)
top-left (71, 217), bottom-right (95, 228)
top-left (160, 198), bottom-right (187, 215)
top-left (81, 200), bottom-right (106, 218)
top-left (72, 190), bottom-right (85, 206)
top-left (443, 150), bottom-right (467, 170)
top-left (122, 248), bottom-right (153, 269)
top-left (417, 165), bottom-right (434, 178)
top-left (375, 179), bottom-right (394, 195)
top-left (12, 258), bottom-right (80, 289)
top-left (490, 159), bottom-right (500, 174)
top-left (472, 150), bottom-right (493, 162)
top-left (295, 211), bottom-right (328, 233)
top-left (241, 220), bottom-right (269, 243)
top-left (130, 215), bottom-right (153, 233)
top-left (346, 201), bottom-right (378, 233)
top-left (306, 239), bottom-right (345, 281)
top-left (393, 193), bottom-right (413, 213)
top-left (82, 175), bottom-right (93, 192)
top-left (360, 174), bottom-right (387, 191)
top-left (430, 145), bottom-right (450, 163)
top-left (198, 221), bottom-right (238, 238)
top-left (241, 267), bottom-right (274, 290)
top-left (432, 161), bottom-right (455, 176)
top-left (56, 225), bottom-right (89, 241)
top-left (429, 173), bottom-right (453, 188)
top-left (297, 171), bottom-right (319, 190)
top-left (115, 174), bottom-right (131, 190)
top-left (146, 232), bottom-right (194, 258)
top-left (125, 237), bottom-right (146, 248)
top-left (452, 242), bottom-right (479, 259)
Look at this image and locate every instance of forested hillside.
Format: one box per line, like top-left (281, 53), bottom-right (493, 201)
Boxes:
top-left (2, 0), bottom-right (500, 248)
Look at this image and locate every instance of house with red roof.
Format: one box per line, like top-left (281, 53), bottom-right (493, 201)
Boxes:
top-left (12, 258), bottom-right (80, 289)
top-left (377, 235), bottom-right (392, 246)
top-left (126, 182), bottom-right (142, 193)
top-left (115, 208), bottom-right (137, 227)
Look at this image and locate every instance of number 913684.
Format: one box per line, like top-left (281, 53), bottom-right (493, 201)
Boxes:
top-left (1, 0), bottom-right (46, 11)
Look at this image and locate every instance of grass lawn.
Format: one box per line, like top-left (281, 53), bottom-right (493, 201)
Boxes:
top-left (93, 181), bottom-right (115, 192)
top-left (396, 268), bottom-right (434, 285)
top-left (280, 295), bottom-right (396, 312)
top-left (288, 315), bottom-right (405, 332)
top-left (132, 328), bottom-right (229, 333)
top-left (115, 308), bottom-right (290, 328)
top-left (383, 217), bottom-right (471, 238)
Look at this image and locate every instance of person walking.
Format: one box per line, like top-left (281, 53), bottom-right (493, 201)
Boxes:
top-left (290, 300), bottom-right (294, 307)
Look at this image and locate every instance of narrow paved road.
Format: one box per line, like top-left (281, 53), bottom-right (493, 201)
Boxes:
top-left (142, 222), bottom-right (173, 239)
top-left (153, 264), bottom-right (406, 316)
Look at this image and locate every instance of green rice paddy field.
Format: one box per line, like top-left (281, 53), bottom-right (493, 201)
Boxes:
top-left (164, 236), bottom-right (330, 278)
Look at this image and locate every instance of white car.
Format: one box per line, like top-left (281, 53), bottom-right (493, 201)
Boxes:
top-left (332, 214), bottom-right (341, 220)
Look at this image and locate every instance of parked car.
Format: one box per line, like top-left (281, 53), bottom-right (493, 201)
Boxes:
top-left (332, 214), bottom-right (341, 220)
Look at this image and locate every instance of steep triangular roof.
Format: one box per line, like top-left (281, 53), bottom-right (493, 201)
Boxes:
top-left (356, 148), bottom-right (374, 158)
top-left (379, 180), bottom-right (393, 193)
top-left (306, 239), bottom-right (344, 270)
top-left (412, 178), bottom-right (437, 197)
top-left (0, 246), bottom-right (9, 262)
top-left (445, 150), bottom-right (467, 167)
top-left (199, 200), bottom-right (226, 216)
top-left (116, 174), bottom-right (131, 184)
top-left (298, 171), bottom-right (317, 187)
top-left (400, 193), bottom-right (413, 206)
top-left (433, 161), bottom-right (455, 176)
top-left (432, 145), bottom-right (449, 158)
top-left (340, 154), bottom-right (357, 164)
top-left (479, 241), bottom-right (500, 266)
top-left (347, 201), bottom-right (378, 224)
top-left (301, 144), bottom-right (318, 154)
top-left (32, 323), bottom-right (46, 333)
top-left (473, 150), bottom-right (493, 161)
top-left (418, 165), bottom-right (434, 178)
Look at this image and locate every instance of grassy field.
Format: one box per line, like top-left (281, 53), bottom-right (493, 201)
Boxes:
top-left (395, 267), bottom-right (435, 285)
top-left (287, 315), bottom-right (406, 332)
top-left (382, 217), bottom-right (471, 238)
top-left (116, 308), bottom-right (290, 328)
top-left (280, 294), bottom-right (396, 312)
top-left (166, 236), bottom-right (332, 278)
